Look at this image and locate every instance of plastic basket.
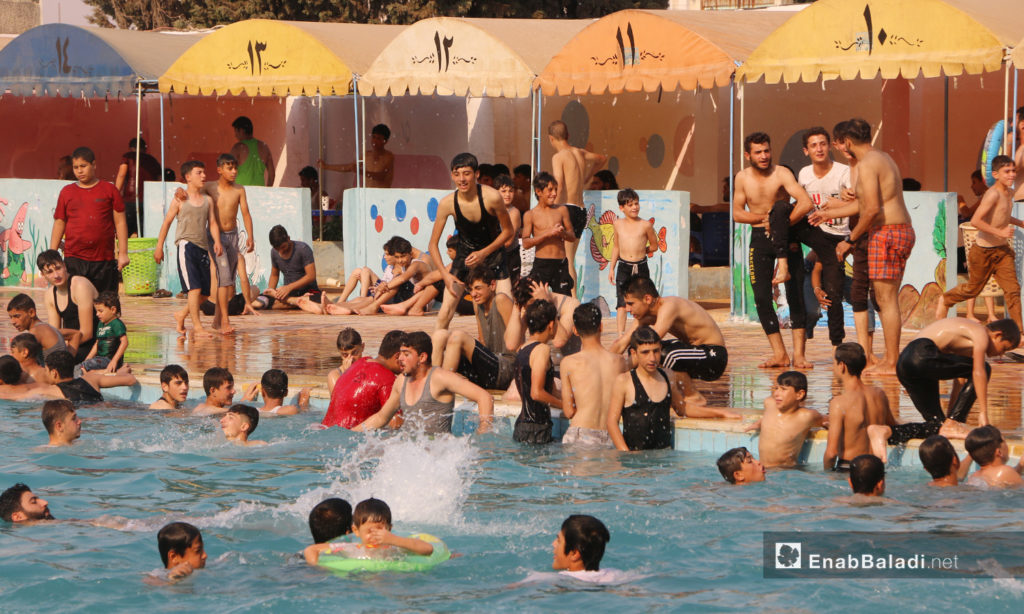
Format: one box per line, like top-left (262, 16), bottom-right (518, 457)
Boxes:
top-left (122, 237), bottom-right (160, 296)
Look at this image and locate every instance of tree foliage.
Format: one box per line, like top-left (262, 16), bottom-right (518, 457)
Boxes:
top-left (84, 0), bottom-right (668, 29)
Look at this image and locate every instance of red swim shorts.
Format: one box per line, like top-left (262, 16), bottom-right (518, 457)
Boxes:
top-left (867, 223), bottom-right (915, 280)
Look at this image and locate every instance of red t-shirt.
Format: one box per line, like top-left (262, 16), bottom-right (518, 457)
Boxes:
top-left (54, 181), bottom-right (125, 262)
top-left (322, 358), bottom-right (397, 429)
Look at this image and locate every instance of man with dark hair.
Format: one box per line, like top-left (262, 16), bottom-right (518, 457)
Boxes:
top-left (848, 454), bottom-right (885, 496)
top-left (321, 123), bottom-right (394, 188)
top-left (717, 447), bottom-right (766, 484)
top-left (7, 292), bottom-right (67, 359)
top-left (553, 515), bottom-right (611, 575)
top-left (150, 364), bottom-right (189, 410)
top-left (230, 115), bottom-right (275, 186)
top-left (243, 368), bottom-right (309, 416)
top-left (115, 137), bottom-right (162, 236)
top-left (38, 249), bottom-right (99, 363)
top-left (823, 343), bottom-right (894, 471)
top-left (0, 483), bottom-right (54, 523)
top-left (522, 172), bottom-right (576, 297)
top-left (965, 425), bottom-right (1024, 488)
top-left (254, 225), bottom-right (322, 314)
top-left (560, 302), bottom-right (625, 449)
top-left (303, 498), bottom-right (354, 565)
top-left (427, 152), bottom-right (514, 329)
top-left (322, 329), bottom-right (405, 429)
top-left (42, 399), bottom-right (81, 446)
top-left (918, 435), bottom-right (966, 487)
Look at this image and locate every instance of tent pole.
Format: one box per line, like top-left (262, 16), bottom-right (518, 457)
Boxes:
top-left (159, 91), bottom-right (165, 238)
top-left (318, 93), bottom-right (324, 241)
top-left (135, 82), bottom-right (142, 239)
top-left (728, 79), bottom-right (735, 317)
top-left (353, 78), bottom-right (361, 189)
top-left (530, 89), bottom-right (537, 188)
top-left (535, 91), bottom-right (543, 201)
top-left (361, 94), bottom-right (367, 190)
top-left (739, 80), bottom-right (746, 318)
top-left (943, 76), bottom-right (949, 192)
top-left (1005, 62), bottom-right (1011, 156)
top-left (1014, 67), bottom-right (1019, 157)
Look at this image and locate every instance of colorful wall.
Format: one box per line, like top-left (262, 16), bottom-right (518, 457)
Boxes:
top-left (0, 179), bottom-right (63, 289)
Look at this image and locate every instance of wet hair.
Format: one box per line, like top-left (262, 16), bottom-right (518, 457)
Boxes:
top-left (0, 483), bottom-right (31, 522)
top-left (95, 291), bottom-right (120, 314)
top-left (849, 454), bottom-right (885, 494)
top-left (465, 265), bottom-right (495, 287)
top-left (309, 498), bottom-right (353, 543)
top-left (232, 115), bottom-right (254, 135)
top-left (180, 160), bottom-right (204, 178)
top-left (71, 146), bottom-right (95, 164)
top-left (548, 120), bottom-right (569, 141)
top-left (832, 120), bottom-right (850, 143)
top-left (717, 447), bottom-right (750, 484)
top-left (337, 327), bottom-right (362, 351)
top-left (624, 276), bottom-right (659, 300)
top-left (776, 371), bottom-right (808, 394)
top-left (401, 331), bottom-right (433, 365)
top-left (845, 118), bottom-right (872, 144)
top-left (525, 299), bottom-right (557, 334)
top-left (801, 126), bottom-right (830, 147)
top-left (298, 165), bottom-right (318, 181)
top-left (371, 123), bottom-right (391, 140)
top-left (227, 404), bottom-right (260, 435)
top-left (260, 369), bottom-right (288, 400)
top-left (478, 164), bottom-right (495, 179)
top-left (11, 333), bottom-right (42, 365)
top-left (834, 342), bottom-right (866, 377)
top-left (36, 249), bottom-right (65, 272)
top-left (160, 364), bottom-right (188, 385)
top-left (492, 163), bottom-right (510, 177)
top-left (902, 178), bottom-right (921, 192)
top-left (919, 435), bottom-right (956, 480)
top-left (965, 425), bottom-right (1003, 466)
top-left (594, 169), bottom-right (618, 190)
top-left (450, 152), bottom-right (478, 172)
top-left (383, 236), bottom-right (412, 256)
top-left (203, 367), bottom-right (233, 396)
top-left (513, 163), bottom-right (531, 178)
top-left (211, 154), bottom-right (236, 170)
top-left (268, 225), bottom-right (290, 249)
top-left (743, 132), bottom-right (770, 153)
top-left (41, 399), bottom-right (75, 435)
top-left (129, 137), bottom-right (146, 150)
top-left (352, 497), bottom-right (391, 528)
top-left (493, 174), bottom-right (515, 190)
top-left (991, 155), bottom-right (1014, 173)
top-left (158, 522), bottom-right (202, 567)
top-left (0, 355), bottom-right (23, 385)
top-left (44, 351), bottom-right (76, 379)
top-left (617, 188), bottom-right (639, 207)
top-left (628, 325), bottom-right (661, 351)
top-left (561, 515), bottom-right (610, 571)
top-left (6, 293), bottom-right (36, 313)
top-left (987, 318), bottom-right (1021, 347)
top-left (572, 303), bottom-right (602, 337)
top-left (533, 171), bottom-right (557, 193)
top-left (378, 329), bottom-right (405, 359)
top-left (513, 275), bottom-right (538, 307)
top-left (445, 235), bottom-right (459, 250)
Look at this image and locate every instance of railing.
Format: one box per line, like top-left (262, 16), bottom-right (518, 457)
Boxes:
top-left (701, 0), bottom-right (783, 9)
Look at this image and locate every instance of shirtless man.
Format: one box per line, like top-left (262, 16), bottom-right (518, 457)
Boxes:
top-left (37, 249), bottom-right (98, 362)
top-left (834, 118), bottom-right (915, 374)
top-left (1013, 106), bottom-right (1024, 203)
top-left (426, 153), bottom-right (513, 329)
top-left (522, 172), bottom-right (575, 297)
top-left (230, 116), bottom-right (274, 187)
top-left (560, 303), bottom-right (626, 448)
top-left (611, 277), bottom-right (726, 406)
top-left (965, 425), bottom-right (1024, 488)
top-left (548, 120), bottom-right (607, 297)
top-left (823, 343), bottom-right (895, 471)
top-left (732, 132), bottom-right (816, 369)
top-left (321, 123), bottom-right (395, 189)
top-left (746, 371), bottom-right (824, 468)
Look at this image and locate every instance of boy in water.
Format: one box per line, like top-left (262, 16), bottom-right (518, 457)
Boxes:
top-left (5, 350), bottom-right (136, 405)
top-left (521, 172), bottom-right (575, 296)
top-left (158, 522), bottom-right (207, 580)
top-left (242, 368), bottom-right (310, 416)
top-left (560, 303), bottom-right (626, 449)
top-left (964, 425), bottom-right (1023, 488)
top-left (918, 434), bottom-right (969, 487)
top-left (42, 399), bottom-right (81, 447)
top-left (150, 364), bottom-right (189, 410)
top-left (327, 328), bottom-right (363, 392)
top-left (746, 371), bottom-right (824, 468)
top-left (7, 294), bottom-right (66, 359)
top-left (193, 367), bottom-right (234, 415)
top-left (11, 333), bottom-right (49, 383)
top-left (823, 343), bottom-right (895, 471)
top-left (717, 447), bottom-right (767, 485)
top-left (81, 291), bottom-right (128, 373)
top-left (608, 188), bottom-right (660, 335)
top-left (848, 454), bottom-right (885, 497)
top-left (937, 155), bottom-right (1023, 331)
top-left (347, 498), bottom-right (433, 556)
top-left (154, 160), bottom-right (223, 337)
top-left (220, 404), bottom-right (266, 446)
top-left (552, 515), bottom-right (611, 578)
top-left (303, 498), bottom-right (354, 565)
top-left (512, 300), bottom-right (562, 444)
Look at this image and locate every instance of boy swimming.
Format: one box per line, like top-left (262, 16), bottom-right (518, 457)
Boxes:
top-left (303, 498), bottom-right (354, 565)
top-left (220, 404), bottom-right (266, 446)
top-left (157, 522), bottom-right (207, 580)
top-left (320, 498), bottom-right (433, 559)
top-left (149, 364), bottom-right (189, 410)
top-left (717, 447), bottom-right (767, 485)
top-left (551, 515), bottom-right (617, 582)
top-left (964, 425), bottom-right (1023, 488)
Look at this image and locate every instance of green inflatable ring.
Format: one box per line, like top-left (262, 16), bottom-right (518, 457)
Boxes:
top-left (318, 533), bottom-right (451, 574)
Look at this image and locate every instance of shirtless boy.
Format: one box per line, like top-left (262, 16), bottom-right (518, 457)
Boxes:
top-left (6, 294), bottom-right (66, 359)
top-left (321, 123), bottom-right (395, 189)
top-left (241, 368), bottom-right (310, 416)
top-left (717, 447), bottom-right (767, 484)
top-left (732, 132), bottom-right (816, 368)
top-left (326, 238), bottom-right (430, 316)
top-left (220, 404), bottom-right (266, 446)
top-left (42, 399), bottom-right (81, 446)
top-left (37, 249), bottom-right (98, 362)
top-left (495, 174), bottom-right (523, 280)
top-left (426, 153), bottom-right (514, 329)
top-left (747, 371), bottom-right (824, 468)
top-left (608, 188), bottom-right (660, 335)
top-left (150, 364), bottom-right (189, 410)
top-left (823, 343), bottom-right (895, 471)
top-left (918, 435), bottom-right (971, 487)
top-left (10, 333), bottom-right (48, 384)
top-left (937, 155), bottom-right (1022, 331)
top-left (193, 367), bottom-right (235, 415)
top-left (560, 303), bottom-right (626, 448)
top-left (612, 277), bottom-right (727, 406)
top-left (505, 275), bottom-right (579, 358)
top-left (834, 118), bottom-right (915, 374)
top-left (964, 425), bottom-right (1023, 488)
top-left (548, 120), bottom-right (607, 297)
top-left (521, 172), bottom-right (575, 297)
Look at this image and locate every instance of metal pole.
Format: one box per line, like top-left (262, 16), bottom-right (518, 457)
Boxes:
top-left (530, 89), bottom-right (537, 186)
top-left (943, 76), bottom-right (949, 192)
top-left (1004, 62), bottom-right (1011, 156)
top-left (728, 79), bottom-right (735, 317)
top-left (360, 94), bottom-right (367, 189)
top-left (318, 93), bottom-right (323, 241)
top-left (135, 82), bottom-right (142, 238)
top-left (739, 80), bottom-right (746, 317)
top-left (1014, 67), bottom-right (1019, 158)
top-left (158, 91), bottom-right (165, 238)
top-left (353, 77), bottom-right (361, 189)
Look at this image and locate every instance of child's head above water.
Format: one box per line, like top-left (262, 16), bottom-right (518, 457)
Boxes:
top-left (160, 364), bottom-right (189, 402)
top-left (309, 498), bottom-right (353, 544)
top-left (158, 522), bottom-right (206, 571)
top-left (0, 355), bottom-right (23, 385)
top-left (717, 446), bottom-right (766, 485)
top-left (553, 515), bottom-right (610, 572)
top-left (965, 425), bottom-right (1006, 467)
top-left (919, 435), bottom-right (958, 481)
top-left (11, 333), bottom-right (42, 366)
top-left (260, 369), bottom-right (288, 401)
top-left (203, 367), bottom-right (234, 403)
top-left (848, 454), bottom-right (885, 496)
top-left (352, 497), bottom-right (392, 544)
top-left (6, 293), bottom-right (38, 331)
top-left (773, 371), bottom-right (807, 411)
top-left (221, 404), bottom-right (259, 441)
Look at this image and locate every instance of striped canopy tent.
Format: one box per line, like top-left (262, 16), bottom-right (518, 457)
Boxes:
top-left (158, 19), bottom-right (404, 96)
top-left (0, 23), bottom-right (202, 97)
top-left (536, 9), bottom-right (793, 96)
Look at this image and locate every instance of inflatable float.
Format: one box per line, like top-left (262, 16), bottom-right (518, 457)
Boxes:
top-left (318, 533), bottom-right (451, 574)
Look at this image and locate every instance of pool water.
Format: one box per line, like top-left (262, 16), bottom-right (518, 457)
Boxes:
top-left (3, 398), bottom-right (1024, 613)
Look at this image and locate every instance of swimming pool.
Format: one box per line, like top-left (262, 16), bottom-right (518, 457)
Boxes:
top-left (3, 398), bottom-right (1024, 613)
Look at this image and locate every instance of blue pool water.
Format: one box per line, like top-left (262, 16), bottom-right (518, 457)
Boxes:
top-left (3, 397), bottom-right (1024, 612)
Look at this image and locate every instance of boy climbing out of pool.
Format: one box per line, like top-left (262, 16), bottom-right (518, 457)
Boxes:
top-left (717, 447), bottom-right (767, 485)
top-left (328, 328), bottom-right (363, 393)
top-left (746, 371), bottom-right (824, 468)
top-left (303, 498), bottom-right (353, 565)
top-left (350, 498), bottom-right (433, 556)
top-left (80, 292), bottom-right (127, 373)
top-left (607, 188), bottom-right (660, 335)
top-left (823, 343), bottom-right (895, 471)
top-left (193, 367), bottom-right (234, 415)
top-left (918, 435), bottom-right (972, 487)
top-left (964, 425), bottom-right (1024, 488)
top-left (150, 364), bottom-right (189, 410)
top-left (157, 522), bottom-right (207, 581)
top-left (241, 368), bottom-right (309, 416)
top-left (42, 399), bottom-right (81, 447)
top-left (512, 299), bottom-right (562, 444)
top-left (560, 303), bottom-right (626, 449)
top-left (552, 515), bottom-right (611, 576)
top-left (219, 404), bottom-right (266, 446)
top-left (154, 160), bottom-right (223, 337)
top-left (848, 454), bottom-right (885, 497)
top-left (521, 172), bottom-right (575, 297)
top-left (936, 155), bottom-right (1023, 332)
top-left (7, 293), bottom-right (67, 360)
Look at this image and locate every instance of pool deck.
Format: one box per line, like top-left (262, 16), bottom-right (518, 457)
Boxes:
top-left (4, 291), bottom-right (1024, 467)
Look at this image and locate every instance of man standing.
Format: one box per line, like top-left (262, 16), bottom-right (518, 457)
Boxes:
top-left (230, 116), bottom-right (275, 187)
top-left (321, 123), bottom-right (395, 189)
top-left (548, 120), bottom-right (607, 297)
top-left (114, 137), bottom-right (162, 236)
top-left (835, 118), bottom-right (915, 374)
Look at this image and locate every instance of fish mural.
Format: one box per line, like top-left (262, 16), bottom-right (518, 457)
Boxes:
top-left (585, 204), bottom-right (668, 269)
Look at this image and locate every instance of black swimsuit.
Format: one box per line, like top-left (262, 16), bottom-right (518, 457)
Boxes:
top-left (513, 341), bottom-right (555, 444)
top-left (621, 368), bottom-right (673, 451)
top-left (57, 378), bottom-right (103, 405)
top-left (449, 186), bottom-right (508, 282)
top-left (53, 279), bottom-right (99, 362)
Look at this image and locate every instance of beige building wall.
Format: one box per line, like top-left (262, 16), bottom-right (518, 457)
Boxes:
top-left (0, 0), bottom-right (40, 34)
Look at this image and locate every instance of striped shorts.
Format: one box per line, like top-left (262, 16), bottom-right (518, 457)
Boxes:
top-left (660, 340), bottom-right (728, 381)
